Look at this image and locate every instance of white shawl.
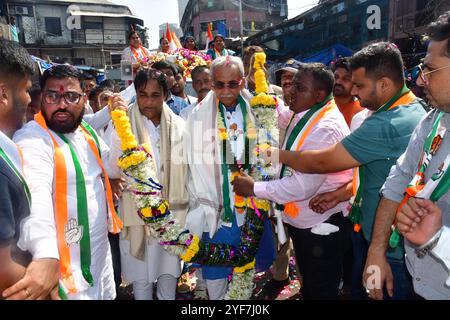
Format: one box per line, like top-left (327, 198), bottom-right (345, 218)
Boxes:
top-left (183, 90), bottom-right (255, 237)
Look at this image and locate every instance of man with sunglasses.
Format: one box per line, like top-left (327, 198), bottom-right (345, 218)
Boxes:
top-left (183, 55), bottom-right (273, 300)
top-left (386, 12), bottom-right (450, 299)
top-left (12, 65), bottom-right (125, 299)
top-left (265, 42), bottom-right (427, 300)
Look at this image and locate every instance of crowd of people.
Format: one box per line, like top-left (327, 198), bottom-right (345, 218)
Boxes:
top-left (1, 11), bottom-right (450, 301)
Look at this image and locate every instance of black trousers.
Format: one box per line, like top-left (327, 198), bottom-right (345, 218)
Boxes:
top-left (108, 232), bottom-right (122, 291)
top-left (287, 212), bottom-right (349, 300)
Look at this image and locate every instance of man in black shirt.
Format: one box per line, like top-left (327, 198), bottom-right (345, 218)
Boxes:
top-left (0, 39), bottom-right (59, 300)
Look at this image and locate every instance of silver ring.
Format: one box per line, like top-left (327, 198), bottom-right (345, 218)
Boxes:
top-left (365, 288), bottom-right (370, 294)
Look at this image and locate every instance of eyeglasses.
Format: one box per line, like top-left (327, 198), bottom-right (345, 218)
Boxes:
top-left (418, 63), bottom-right (450, 84)
top-left (42, 91), bottom-right (85, 105)
top-left (213, 79), bottom-right (243, 89)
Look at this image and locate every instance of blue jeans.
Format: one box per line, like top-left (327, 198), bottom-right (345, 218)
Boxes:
top-left (351, 230), bottom-right (413, 300)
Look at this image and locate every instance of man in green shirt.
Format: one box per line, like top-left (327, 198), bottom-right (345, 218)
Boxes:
top-left (271, 42), bottom-right (427, 299)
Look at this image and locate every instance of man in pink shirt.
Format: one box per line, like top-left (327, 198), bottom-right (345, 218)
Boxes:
top-left (233, 63), bottom-right (352, 299)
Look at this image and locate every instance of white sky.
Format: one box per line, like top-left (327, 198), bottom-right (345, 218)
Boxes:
top-left (114, 0), bottom-right (320, 49)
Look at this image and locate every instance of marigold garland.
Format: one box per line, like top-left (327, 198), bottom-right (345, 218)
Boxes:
top-left (111, 50), bottom-right (279, 299)
top-left (234, 259), bottom-right (256, 273)
top-left (180, 235), bottom-right (200, 262)
top-left (117, 151), bottom-right (147, 170)
top-left (144, 49), bottom-right (211, 78)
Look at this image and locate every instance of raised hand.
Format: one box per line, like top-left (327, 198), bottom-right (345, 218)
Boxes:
top-left (107, 93), bottom-right (129, 113)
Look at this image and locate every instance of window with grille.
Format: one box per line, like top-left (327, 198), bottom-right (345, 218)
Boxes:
top-left (45, 17), bottom-right (62, 37)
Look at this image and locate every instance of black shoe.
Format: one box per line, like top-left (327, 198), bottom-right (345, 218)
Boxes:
top-left (262, 278), bottom-right (290, 300)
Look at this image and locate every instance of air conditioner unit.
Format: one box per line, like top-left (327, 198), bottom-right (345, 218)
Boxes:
top-left (15, 6), bottom-right (29, 15)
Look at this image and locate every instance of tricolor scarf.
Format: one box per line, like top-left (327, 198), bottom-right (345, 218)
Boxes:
top-left (275, 95), bottom-right (336, 218)
top-left (389, 110), bottom-right (450, 248)
top-left (34, 113), bottom-right (123, 298)
top-left (130, 45), bottom-right (149, 62)
top-left (348, 85), bottom-right (416, 233)
top-left (0, 131), bottom-right (31, 207)
top-left (218, 96), bottom-right (250, 224)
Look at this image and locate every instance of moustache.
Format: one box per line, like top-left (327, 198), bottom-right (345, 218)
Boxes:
top-left (52, 110), bottom-right (74, 118)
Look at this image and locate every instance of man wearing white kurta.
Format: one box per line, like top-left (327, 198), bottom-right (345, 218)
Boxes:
top-left (14, 65), bottom-right (124, 300)
top-left (108, 68), bottom-right (189, 300)
top-left (183, 56), bottom-right (274, 300)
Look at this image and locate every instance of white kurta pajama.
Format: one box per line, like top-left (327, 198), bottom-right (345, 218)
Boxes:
top-left (108, 105), bottom-right (185, 300)
top-left (184, 90), bottom-right (256, 237)
top-left (14, 121), bottom-right (117, 300)
top-left (183, 90), bottom-right (258, 300)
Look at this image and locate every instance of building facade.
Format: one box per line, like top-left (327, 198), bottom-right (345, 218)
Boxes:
top-left (178, 0), bottom-right (190, 24)
top-left (245, 0), bottom-right (390, 62)
top-left (180, 0), bottom-right (288, 47)
top-left (4, 0), bottom-right (144, 68)
top-left (158, 22), bottom-right (183, 40)
top-left (390, 0), bottom-right (450, 67)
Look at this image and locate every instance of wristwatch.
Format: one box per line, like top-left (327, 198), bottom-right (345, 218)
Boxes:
top-left (415, 227), bottom-right (443, 259)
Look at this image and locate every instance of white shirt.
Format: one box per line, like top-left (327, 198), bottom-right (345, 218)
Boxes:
top-left (180, 103), bottom-right (197, 121)
top-left (254, 106), bottom-right (353, 229)
top-left (121, 46), bottom-right (149, 63)
top-left (350, 108), bottom-right (373, 132)
top-left (185, 95), bottom-right (197, 105)
top-left (108, 111), bottom-right (182, 283)
top-left (83, 106), bottom-right (111, 132)
top-left (14, 121), bottom-right (116, 299)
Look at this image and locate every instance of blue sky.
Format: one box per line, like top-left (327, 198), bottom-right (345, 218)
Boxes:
top-left (115, 0), bottom-right (319, 49)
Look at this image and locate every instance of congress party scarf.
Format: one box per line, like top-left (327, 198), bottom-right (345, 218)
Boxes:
top-left (349, 85), bottom-right (416, 233)
top-left (389, 110), bottom-right (449, 248)
top-left (35, 112), bottom-right (122, 297)
top-left (275, 95), bottom-right (336, 218)
top-left (0, 132), bottom-right (31, 207)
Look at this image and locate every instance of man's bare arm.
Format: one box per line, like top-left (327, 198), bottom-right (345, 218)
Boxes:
top-left (364, 197), bottom-right (401, 300)
top-left (278, 142), bottom-right (360, 174)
